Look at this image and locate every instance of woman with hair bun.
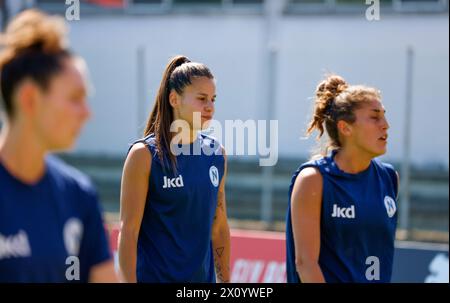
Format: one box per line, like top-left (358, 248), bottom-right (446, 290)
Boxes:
top-left (0, 9), bottom-right (117, 282)
top-left (285, 75), bottom-right (399, 283)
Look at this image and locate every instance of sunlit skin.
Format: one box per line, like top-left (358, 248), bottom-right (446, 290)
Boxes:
top-left (334, 99), bottom-right (389, 174)
top-left (34, 58), bottom-right (91, 151)
top-left (170, 76), bottom-right (216, 143)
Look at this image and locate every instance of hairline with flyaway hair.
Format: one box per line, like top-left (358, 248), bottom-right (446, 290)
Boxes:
top-left (0, 9), bottom-right (72, 118)
top-left (306, 74), bottom-right (382, 159)
top-left (143, 55), bottom-right (214, 174)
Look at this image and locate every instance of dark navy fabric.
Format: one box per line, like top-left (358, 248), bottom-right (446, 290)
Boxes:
top-left (0, 155), bottom-right (111, 283)
top-left (132, 133), bottom-right (224, 283)
top-left (286, 150), bottom-right (398, 283)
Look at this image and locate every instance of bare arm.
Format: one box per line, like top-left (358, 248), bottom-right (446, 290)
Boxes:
top-left (395, 171), bottom-right (400, 200)
top-left (89, 260), bottom-right (119, 283)
top-left (212, 149), bottom-right (231, 283)
top-left (118, 143), bottom-right (150, 283)
top-left (291, 167), bottom-right (326, 283)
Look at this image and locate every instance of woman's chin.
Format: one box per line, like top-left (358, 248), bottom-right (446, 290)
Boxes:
top-left (372, 148), bottom-right (387, 158)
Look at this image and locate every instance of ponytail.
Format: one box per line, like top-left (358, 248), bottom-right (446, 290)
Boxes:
top-left (143, 55), bottom-right (214, 172)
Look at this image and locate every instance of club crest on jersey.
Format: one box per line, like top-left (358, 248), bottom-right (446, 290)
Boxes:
top-left (163, 175), bottom-right (184, 188)
top-left (209, 166), bottom-right (219, 187)
top-left (331, 204), bottom-right (356, 219)
top-left (384, 196), bottom-right (397, 218)
top-left (63, 218), bottom-right (84, 256)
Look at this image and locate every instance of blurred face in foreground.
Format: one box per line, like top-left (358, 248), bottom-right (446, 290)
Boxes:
top-left (30, 57), bottom-right (91, 151)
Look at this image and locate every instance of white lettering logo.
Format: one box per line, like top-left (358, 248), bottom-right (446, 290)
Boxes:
top-left (384, 196), bottom-right (397, 218)
top-left (170, 113), bottom-right (279, 167)
top-left (63, 218), bottom-right (83, 256)
top-left (0, 230), bottom-right (31, 260)
top-left (365, 256), bottom-right (380, 281)
top-left (163, 175), bottom-right (184, 188)
top-left (365, 0), bottom-right (380, 21)
top-left (209, 166), bottom-right (219, 187)
top-left (425, 254), bottom-right (449, 283)
top-left (331, 204), bottom-right (356, 219)
top-left (65, 256), bottom-right (80, 281)
top-left (65, 0), bottom-right (80, 21)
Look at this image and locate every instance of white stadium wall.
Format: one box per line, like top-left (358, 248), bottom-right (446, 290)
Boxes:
top-left (67, 14), bottom-right (449, 168)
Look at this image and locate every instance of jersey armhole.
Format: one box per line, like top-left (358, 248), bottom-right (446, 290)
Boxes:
top-left (385, 165), bottom-right (399, 200)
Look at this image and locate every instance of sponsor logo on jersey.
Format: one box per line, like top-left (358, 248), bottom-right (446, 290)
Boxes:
top-left (163, 175), bottom-right (184, 188)
top-left (331, 204), bottom-right (356, 219)
top-left (0, 230), bottom-right (31, 260)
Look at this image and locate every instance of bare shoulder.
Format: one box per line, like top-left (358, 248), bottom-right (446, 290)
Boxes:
top-left (124, 143), bottom-right (152, 174)
top-left (128, 142), bottom-right (150, 157)
top-left (291, 166), bottom-right (323, 199)
top-left (291, 166), bottom-right (323, 206)
top-left (297, 166), bottom-right (322, 186)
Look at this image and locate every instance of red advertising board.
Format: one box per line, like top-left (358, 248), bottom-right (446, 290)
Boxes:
top-left (108, 225), bottom-right (449, 283)
top-left (108, 226), bottom-right (287, 283)
top-left (230, 229), bottom-right (286, 283)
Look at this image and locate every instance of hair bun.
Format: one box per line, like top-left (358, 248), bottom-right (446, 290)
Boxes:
top-left (0, 9), bottom-right (67, 55)
top-left (315, 74), bottom-right (348, 103)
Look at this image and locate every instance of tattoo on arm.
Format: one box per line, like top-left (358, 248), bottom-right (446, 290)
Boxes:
top-left (214, 189), bottom-right (225, 222)
top-left (215, 247), bottom-right (224, 257)
top-left (214, 246), bottom-right (229, 282)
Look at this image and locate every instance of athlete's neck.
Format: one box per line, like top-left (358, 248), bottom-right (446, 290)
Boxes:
top-left (333, 146), bottom-right (373, 174)
top-left (0, 123), bottom-right (47, 184)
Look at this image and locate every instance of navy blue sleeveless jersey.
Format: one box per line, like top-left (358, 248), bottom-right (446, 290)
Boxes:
top-left (131, 133), bottom-right (224, 283)
top-left (0, 155), bottom-right (111, 283)
top-left (286, 151), bottom-right (398, 283)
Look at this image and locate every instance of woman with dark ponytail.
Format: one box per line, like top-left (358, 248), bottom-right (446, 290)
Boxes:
top-left (118, 55), bottom-right (230, 283)
top-left (285, 75), bottom-right (399, 283)
top-left (0, 10), bottom-right (117, 282)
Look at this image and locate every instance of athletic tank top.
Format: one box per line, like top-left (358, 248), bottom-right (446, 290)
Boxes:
top-left (0, 156), bottom-right (111, 282)
top-left (286, 150), bottom-right (398, 283)
top-left (131, 133), bottom-right (225, 282)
